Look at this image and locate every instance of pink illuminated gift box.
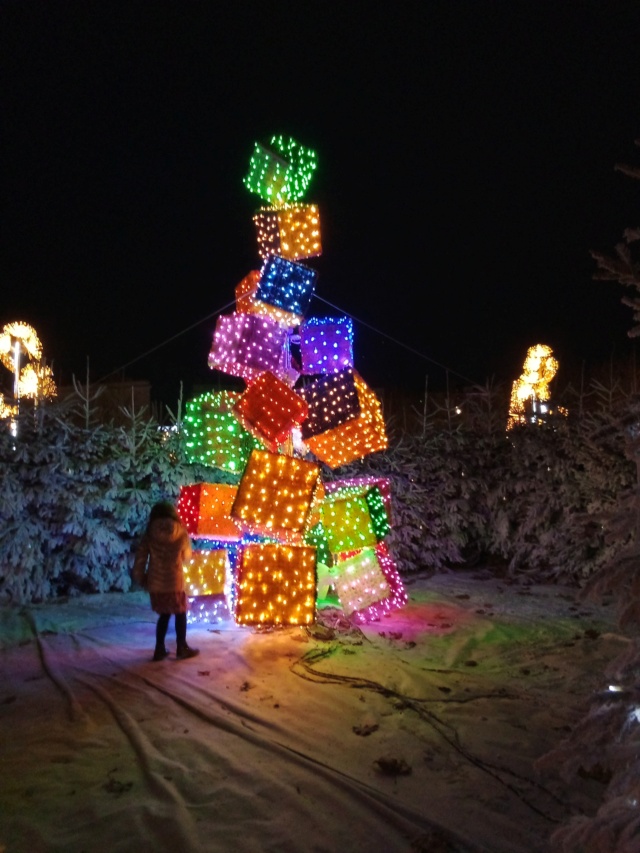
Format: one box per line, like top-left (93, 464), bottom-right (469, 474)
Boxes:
top-left (299, 317), bottom-right (354, 375)
top-left (178, 483), bottom-right (244, 541)
top-left (208, 312), bottom-right (296, 384)
top-left (233, 371), bottom-right (308, 452)
top-left (253, 204), bottom-right (322, 261)
top-left (231, 448), bottom-right (320, 542)
top-left (304, 373), bottom-right (388, 468)
top-left (333, 542), bottom-right (407, 623)
top-left (234, 542), bottom-right (317, 626)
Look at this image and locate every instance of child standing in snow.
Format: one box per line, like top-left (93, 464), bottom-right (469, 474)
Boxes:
top-left (132, 500), bottom-right (199, 661)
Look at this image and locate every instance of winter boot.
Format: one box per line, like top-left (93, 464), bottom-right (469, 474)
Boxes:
top-left (176, 643), bottom-right (199, 660)
top-left (152, 646), bottom-right (169, 661)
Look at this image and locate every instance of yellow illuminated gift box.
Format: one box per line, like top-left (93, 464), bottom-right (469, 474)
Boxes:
top-left (234, 543), bottom-right (316, 626)
top-left (253, 204), bottom-right (322, 261)
top-left (184, 549), bottom-right (229, 597)
top-left (231, 448), bottom-right (320, 541)
top-left (305, 373), bottom-right (388, 468)
top-left (320, 490), bottom-right (384, 555)
top-left (233, 370), bottom-right (308, 452)
top-left (178, 483), bottom-right (244, 541)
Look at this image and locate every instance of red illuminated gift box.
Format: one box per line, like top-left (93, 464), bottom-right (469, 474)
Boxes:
top-left (253, 204), bottom-right (322, 261)
top-left (234, 542), bottom-right (316, 626)
top-left (304, 373), bottom-right (388, 468)
top-left (231, 448), bottom-right (320, 541)
top-left (233, 371), bottom-right (308, 452)
top-left (178, 483), bottom-right (244, 541)
top-left (299, 370), bottom-right (361, 440)
top-left (208, 312), bottom-right (293, 384)
top-left (299, 317), bottom-right (354, 375)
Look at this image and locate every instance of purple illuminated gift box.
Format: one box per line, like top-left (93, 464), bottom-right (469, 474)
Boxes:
top-left (299, 369), bottom-right (360, 440)
top-left (208, 312), bottom-right (293, 383)
top-left (299, 316), bottom-right (354, 375)
top-left (256, 255), bottom-right (317, 319)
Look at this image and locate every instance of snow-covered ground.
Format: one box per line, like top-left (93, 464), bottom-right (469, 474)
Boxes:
top-left (0, 569), bottom-right (626, 853)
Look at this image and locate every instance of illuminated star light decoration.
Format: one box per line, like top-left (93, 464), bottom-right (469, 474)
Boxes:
top-left (507, 343), bottom-right (561, 430)
top-left (0, 321), bottom-right (56, 411)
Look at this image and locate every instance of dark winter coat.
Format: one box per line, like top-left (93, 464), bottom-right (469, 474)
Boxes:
top-left (132, 516), bottom-right (192, 595)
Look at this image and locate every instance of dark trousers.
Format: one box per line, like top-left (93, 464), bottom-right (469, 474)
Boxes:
top-left (156, 612), bottom-right (187, 649)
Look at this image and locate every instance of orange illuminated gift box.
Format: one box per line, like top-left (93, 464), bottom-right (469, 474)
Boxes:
top-left (234, 542), bottom-right (316, 626)
top-left (253, 204), bottom-right (322, 261)
top-left (233, 371), bottom-right (308, 452)
top-left (178, 483), bottom-right (244, 541)
top-left (183, 549), bottom-right (229, 597)
top-left (235, 270), bottom-right (301, 330)
top-left (231, 448), bottom-right (320, 540)
top-left (304, 373), bottom-right (388, 468)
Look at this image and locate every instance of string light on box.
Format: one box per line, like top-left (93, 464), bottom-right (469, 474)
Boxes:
top-left (235, 269), bottom-right (303, 329)
top-left (299, 369), bottom-right (361, 440)
top-left (243, 135), bottom-right (317, 205)
top-left (183, 549), bottom-right (229, 597)
top-left (299, 317), bottom-right (354, 375)
top-left (325, 476), bottom-right (393, 524)
top-left (208, 312), bottom-right (295, 384)
top-left (182, 391), bottom-right (264, 474)
top-left (233, 370), bottom-right (308, 452)
top-left (234, 542), bottom-right (317, 626)
top-left (254, 204), bottom-right (322, 261)
top-left (256, 255), bottom-right (318, 320)
top-left (231, 448), bottom-right (321, 541)
top-left (304, 372), bottom-right (388, 468)
top-left (178, 483), bottom-right (245, 541)
top-left (321, 488), bottom-right (388, 556)
top-left (333, 542), bottom-right (407, 623)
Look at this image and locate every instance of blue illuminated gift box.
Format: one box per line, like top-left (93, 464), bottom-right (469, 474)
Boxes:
top-left (256, 255), bottom-right (317, 319)
top-left (299, 369), bottom-right (361, 440)
top-left (299, 316), bottom-right (354, 375)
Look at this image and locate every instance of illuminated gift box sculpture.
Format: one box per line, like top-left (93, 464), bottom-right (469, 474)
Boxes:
top-left (208, 312), bottom-right (294, 384)
top-left (299, 317), bottom-right (354, 375)
top-left (243, 135), bottom-right (318, 205)
top-left (256, 255), bottom-right (317, 321)
top-left (321, 485), bottom-right (391, 555)
top-left (185, 549), bottom-right (232, 624)
top-left (325, 476), bottom-right (393, 524)
top-left (304, 521), bottom-right (333, 567)
top-left (183, 390), bottom-right (263, 474)
top-left (304, 373), bottom-right (388, 468)
top-left (234, 542), bottom-right (316, 626)
top-left (233, 370), bottom-right (308, 452)
top-left (254, 204), bottom-right (322, 261)
top-left (235, 269), bottom-right (302, 330)
top-left (334, 543), bottom-right (407, 623)
top-left (178, 483), bottom-right (244, 541)
top-left (299, 369), bottom-right (361, 440)
top-left (231, 448), bottom-right (320, 541)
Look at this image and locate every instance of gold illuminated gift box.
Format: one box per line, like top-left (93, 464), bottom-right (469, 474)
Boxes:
top-left (233, 371), bottom-right (308, 452)
top-left (184, 549), bottom-right (229, 597)
top-left (178, 483), bottom-right (244, 541)
top-left (305, 373), bottom-right (388, 469)
top-left (231, 448), bottom-right (320, 541)
top-left (253, 204), bottom-right (322, 261)
top-left (234, 542), bottom-right (316, 626)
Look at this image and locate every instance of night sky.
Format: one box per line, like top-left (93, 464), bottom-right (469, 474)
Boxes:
top-left (2, 2), bottom-right (640, 407)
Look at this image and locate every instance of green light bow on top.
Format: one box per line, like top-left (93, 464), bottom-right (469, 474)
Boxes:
top-left (243, 134), bottom-right (318, 205)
